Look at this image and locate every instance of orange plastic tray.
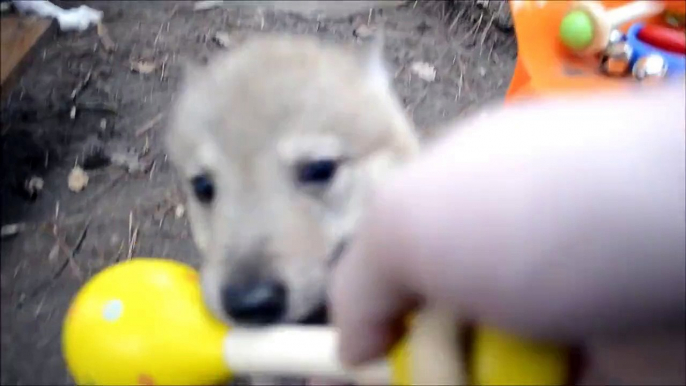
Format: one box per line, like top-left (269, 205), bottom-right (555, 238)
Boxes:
top-left (505, 0), bottom-right (686, 101)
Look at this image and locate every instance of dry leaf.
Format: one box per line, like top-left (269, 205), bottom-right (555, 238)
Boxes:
top-left (68, 166), bottom-right (89, 192)
top-left (410, 61), bottom-right (436, 82)
top-left (130, 60), bottom-right (157, 74)
top-left (212, 31), bottom-right (231, 48)
top-left (97, 22), bottom-right (116, 52)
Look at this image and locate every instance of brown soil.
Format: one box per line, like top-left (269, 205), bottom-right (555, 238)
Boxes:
top-left (0, 1), bottom-right (516, 384)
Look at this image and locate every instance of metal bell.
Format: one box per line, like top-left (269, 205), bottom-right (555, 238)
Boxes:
top-left (632, 54), bottom-right (668, 82)
top-left (600, 40), bottom-right (634, 77)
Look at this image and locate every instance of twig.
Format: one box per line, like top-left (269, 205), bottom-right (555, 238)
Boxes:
top-left (78, 170), bottom-right (126, 209)
top-left (153, 22), bottom-right (165, 48)
top-left (71, 217), bottom-right (91, 255)
top-left (127, 211), bottom-right (139, 260)
top-left (135, 113), bottom-right (164, 137)
top-left (128, 226), bottom-right (139, 260)
top-left (449, 9), bottom-right (465, 33)
top-left (479, 13), bottom-right (497, 56)
top-left (27, 219), bottom-right (90, 299)
top-left (149, 160), bottom-right (157, 180)
top-left (160, 55), bottom-right (169, 82)
top-left (115, 240), bottom-right (125, 262)
top-left (128, 211), bottom-right (133, 246)
top-left (70, 69), bottom-right (93, 101)
top-left (53, 217), bottom-right (90, 281)
top-left (457, 13), bottom-right (483, 46)
top-left (97, 22), bottom-right (116, 52)
top-left (76, 101), bottom-right (118, 114)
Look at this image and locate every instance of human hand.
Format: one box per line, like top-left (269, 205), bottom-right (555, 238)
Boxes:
top-left (331, 82), bottom-right (685, 384)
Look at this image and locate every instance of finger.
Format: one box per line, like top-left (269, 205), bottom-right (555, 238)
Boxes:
top-left (330, 183), bottom-right (420, 365)
top-left (331, 83), bottom-right (685, 364)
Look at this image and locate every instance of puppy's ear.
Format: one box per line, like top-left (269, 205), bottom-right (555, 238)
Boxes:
top-left (358, 28), bottom-right (389, 91)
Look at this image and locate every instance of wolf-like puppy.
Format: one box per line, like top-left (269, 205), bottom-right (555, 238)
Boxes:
top-left (166, 34), bottom-right (419, 328)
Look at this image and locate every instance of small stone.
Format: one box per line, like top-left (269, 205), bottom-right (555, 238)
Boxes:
top-left (68, 166), bottom-right (89, 192)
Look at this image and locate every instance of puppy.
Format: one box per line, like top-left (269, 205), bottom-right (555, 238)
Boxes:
top-left (167, 34), bottom-right (419, 330)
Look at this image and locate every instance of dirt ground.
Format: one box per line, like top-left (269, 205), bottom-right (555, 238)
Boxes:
top-left (0, 1), bottom-right (516, 384)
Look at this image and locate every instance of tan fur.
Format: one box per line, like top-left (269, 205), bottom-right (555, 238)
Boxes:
top-left (166, 34), bottom-right (419, 324)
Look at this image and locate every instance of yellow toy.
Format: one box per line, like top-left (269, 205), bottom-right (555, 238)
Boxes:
top-left (62, 258), bottom-right (569, 385)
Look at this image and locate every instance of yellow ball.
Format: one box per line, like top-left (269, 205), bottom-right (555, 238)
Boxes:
top-left (471, 327), bottom-right (569, 385)
top-left (62, 258), bottom-right (231, 386)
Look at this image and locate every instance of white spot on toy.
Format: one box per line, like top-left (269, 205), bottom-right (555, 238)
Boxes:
top-left (102, 299), bottom-right (123, 322)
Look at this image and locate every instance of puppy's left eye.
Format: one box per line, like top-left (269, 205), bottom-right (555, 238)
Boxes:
top-left (296, 159), bottom-right (338, 185)
top-left (191, 174), bottom-right (215, 204)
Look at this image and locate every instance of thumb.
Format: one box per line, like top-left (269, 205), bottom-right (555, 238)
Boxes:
top-left (329, 184), bottom-right (420, 365)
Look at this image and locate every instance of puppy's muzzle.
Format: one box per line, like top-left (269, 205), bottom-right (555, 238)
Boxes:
top-left (220, 279), bottom-right (287, 325)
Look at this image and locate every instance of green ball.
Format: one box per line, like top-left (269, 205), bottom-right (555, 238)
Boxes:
top-left (559, 10), bottom-right (594, 51)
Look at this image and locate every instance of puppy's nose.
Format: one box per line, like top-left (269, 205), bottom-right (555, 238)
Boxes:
top-left (220, 279), bottom-right (287, 324)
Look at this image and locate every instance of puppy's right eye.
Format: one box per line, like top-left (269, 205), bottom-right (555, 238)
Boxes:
top-left (191, 174), bottom-right (215, 204)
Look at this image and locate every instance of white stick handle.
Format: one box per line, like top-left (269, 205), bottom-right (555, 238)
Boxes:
top-left (571, 0), bottom-right (665, 56)
top-left (605, 1), bottom-right (665, 27)
top-left (223, 326), bottom-right (392, 384)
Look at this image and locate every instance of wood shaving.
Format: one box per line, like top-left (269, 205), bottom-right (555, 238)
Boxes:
top-left (1, 223), bottom-right (26, 238)
top-left (410, 61), bottom-right (437, 82)
top-left (175, 205), bottom-right (185, 219)
top-left (130, 60), bottom-right (157, 74)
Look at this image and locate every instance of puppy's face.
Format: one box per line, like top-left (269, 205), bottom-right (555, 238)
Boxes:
top-left (167, 35), bottom-right (418, 325)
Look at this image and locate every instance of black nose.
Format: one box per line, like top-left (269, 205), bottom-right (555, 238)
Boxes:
top-left (220, 279), bottom-right (287, 325)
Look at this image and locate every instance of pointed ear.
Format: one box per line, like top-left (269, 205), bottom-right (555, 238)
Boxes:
top-left (358, 28), bottom-right (389, 90)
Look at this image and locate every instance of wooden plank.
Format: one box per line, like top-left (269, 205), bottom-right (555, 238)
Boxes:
top-left (0, 15), bottom-right (55, 101)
